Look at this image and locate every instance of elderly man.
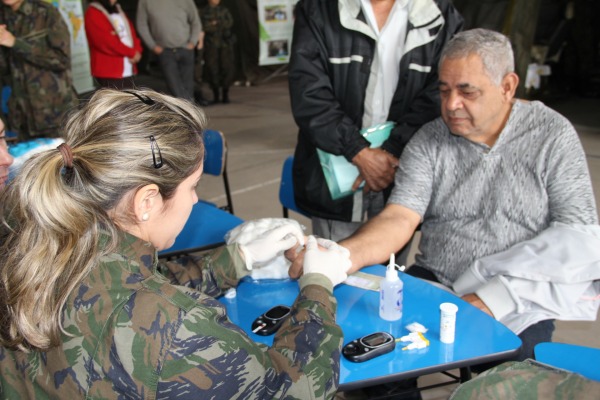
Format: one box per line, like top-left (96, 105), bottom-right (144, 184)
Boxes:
top-left (292, 28), bottom-right (598, 363)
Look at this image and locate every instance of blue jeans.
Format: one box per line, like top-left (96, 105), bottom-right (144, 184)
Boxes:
top-left (158, 48), bottom-right (194, 100)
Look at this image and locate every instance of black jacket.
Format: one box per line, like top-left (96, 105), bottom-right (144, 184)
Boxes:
top-left (289, 0), bottom-right (463, 221)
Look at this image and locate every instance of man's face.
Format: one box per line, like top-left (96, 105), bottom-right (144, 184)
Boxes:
top-left (438, 54), bottom-right (516, 146)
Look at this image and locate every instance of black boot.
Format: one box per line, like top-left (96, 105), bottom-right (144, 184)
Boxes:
top-left (222, 88), bottom-right (230, 104)
top-left (194, 90), bottom-right (209, 107)
top-left (212, 88), bottom-right (220, 104)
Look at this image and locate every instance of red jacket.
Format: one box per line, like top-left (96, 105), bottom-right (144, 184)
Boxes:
top-left (84, 3), bottom-right (142, 79)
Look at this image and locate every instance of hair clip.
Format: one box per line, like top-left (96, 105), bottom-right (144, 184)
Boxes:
top-left (148, 135), bottom-right (163, 169)
top-left (124, 90), bottom-right (155, 105)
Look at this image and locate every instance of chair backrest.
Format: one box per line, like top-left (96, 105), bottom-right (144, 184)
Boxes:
top-left (279, 156), bottom-right (308, 218)
top-left (202, 129), bottom-right (234, 213)
top-left (203, 129), bottom-right (225, 176)
top-left (2, 85), bottom-right (10, 115)
top-left (158, 200), bottom-right (243, 260)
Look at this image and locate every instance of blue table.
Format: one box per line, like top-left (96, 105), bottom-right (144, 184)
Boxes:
top-left (535, 342), bottom-right (600, 381)
top-left (220, 265), bottom-right (521, 391)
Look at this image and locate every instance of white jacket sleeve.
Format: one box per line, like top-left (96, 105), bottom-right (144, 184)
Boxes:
top-left (453, 223), bottom-right (600, 334)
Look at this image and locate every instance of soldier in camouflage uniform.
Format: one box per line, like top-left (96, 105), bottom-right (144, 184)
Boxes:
top-left (450, 359), bottom-right (600, 399)
top-left (201, 0), bottom-right (235, 103)
top-left (0, 0), bottom-right (78, 140)
top-left (0, 88), bottom-right (349, 399)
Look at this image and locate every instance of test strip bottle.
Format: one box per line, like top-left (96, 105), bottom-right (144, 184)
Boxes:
top-left (439, 302), bottom-right (458, 343)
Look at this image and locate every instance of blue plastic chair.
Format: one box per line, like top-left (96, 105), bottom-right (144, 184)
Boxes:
top-left (534, 342), bottom-right (600, 381)
top-left (202, 129), bottom-right (234, 213)
top-left (158, 129), bottom-right (242, 259)
top-left (2, 85), bottom-right (18, 141)
top-left (279, 156), bottom-right (309, 218)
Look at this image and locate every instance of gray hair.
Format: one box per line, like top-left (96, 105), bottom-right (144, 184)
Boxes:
top-left (440, 28), bottom-right (515, 85)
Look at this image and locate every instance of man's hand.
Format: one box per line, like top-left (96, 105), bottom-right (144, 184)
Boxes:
top-left (0, 25), bottom-right (16, 48)
top-left (287, 237), bottom-right (348, 279)
top-left (302, 236), bottom-right (351, 286)
top-left (352, 148), bottom-right (398, 192)
top-left (287, 249), bottom-right (304, 279)
top-left (153, 45), bottom-right (164, 55)
top-left (461, 293), bottom-right (493, 316)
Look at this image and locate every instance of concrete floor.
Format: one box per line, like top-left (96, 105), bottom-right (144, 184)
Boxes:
top-left (136, 72), bottom-right (600, 399)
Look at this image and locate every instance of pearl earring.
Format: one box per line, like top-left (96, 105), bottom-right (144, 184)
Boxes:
top-left (142, 213), bottom-right (149, 221)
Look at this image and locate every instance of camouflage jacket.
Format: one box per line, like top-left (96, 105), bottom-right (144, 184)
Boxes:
top-left (200, 4), bottom-right (235, 48)
top-left (0, 0), bottom-right (77, 139)
top-left (450, 359), bottom-right (600, 399)
top-left (0, 232), bottom-right (343, 399)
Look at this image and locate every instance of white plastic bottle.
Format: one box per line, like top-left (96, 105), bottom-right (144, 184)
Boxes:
top-left (379, 254), bottom-right (404, 321)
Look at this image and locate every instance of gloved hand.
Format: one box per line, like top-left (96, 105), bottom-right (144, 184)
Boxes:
top-left (303, 235), bottom-right (351, 286)
top-left (239, 224), bottom-right (303, 270)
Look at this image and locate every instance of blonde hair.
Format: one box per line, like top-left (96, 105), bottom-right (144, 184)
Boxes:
top-left (0, 89), bottom-right (206, 351)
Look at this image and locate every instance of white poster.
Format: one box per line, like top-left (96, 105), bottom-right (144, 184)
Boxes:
top-left (48, 0), bottom-right (95, 94)
top-left (257, 0), bottom-right (298, 66)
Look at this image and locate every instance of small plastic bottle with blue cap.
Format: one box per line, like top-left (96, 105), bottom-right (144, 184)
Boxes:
top-left (379, 253), bottom-right (404, 321)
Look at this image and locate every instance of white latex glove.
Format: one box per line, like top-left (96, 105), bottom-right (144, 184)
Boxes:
top-left (239, 224), bottom-right (301, 270)
top-left (303, 235), bottom-right (351, 286)
top-left (226, 218), bottom-right (304, 247)
top-left (315, 237), bottom-right (351, 258)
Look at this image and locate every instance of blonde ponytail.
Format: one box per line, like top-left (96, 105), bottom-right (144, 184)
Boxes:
top-left (0, 89), bottom-right (206, 351)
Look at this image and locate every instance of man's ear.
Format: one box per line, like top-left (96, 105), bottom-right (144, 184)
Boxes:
top-left (501, 72), bottom-right (519, 100)
top-left (133, 184), bottom-right (161, 222)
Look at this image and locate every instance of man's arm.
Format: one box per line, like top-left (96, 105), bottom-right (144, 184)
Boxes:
top-left (1, 8), bottom-right (71, 72)
top-left (135, 0), bottom-right (157, 51)
top-left (187, 0), bottom-right (201, 49)
top-left (341, 204), bottom-right (421, 274)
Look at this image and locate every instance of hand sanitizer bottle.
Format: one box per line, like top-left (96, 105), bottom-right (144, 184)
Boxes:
top-left (379, 253), bottom-right (404, 321)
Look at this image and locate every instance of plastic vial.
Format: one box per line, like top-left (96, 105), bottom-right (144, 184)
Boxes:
top-left (439, 302), bottom-right (458, 343)
top-left (379, 254), bottom-right (403, 321)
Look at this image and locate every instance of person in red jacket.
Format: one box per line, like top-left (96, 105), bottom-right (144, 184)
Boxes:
top-left (84, 0), bottom-right (142, 89)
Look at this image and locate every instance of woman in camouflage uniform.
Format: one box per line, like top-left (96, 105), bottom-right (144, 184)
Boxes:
top-left (0, 88), bottom-right (349, 399)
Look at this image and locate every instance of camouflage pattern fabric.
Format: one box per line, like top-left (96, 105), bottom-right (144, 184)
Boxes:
top-left (201, 4), bottom-right (235, 90)
top-left (0, 231), bottom-right (343, 399)
top-left (0, 0), bottom-right (77, 140)
top-left (450, 359), bottom-right (600, 400)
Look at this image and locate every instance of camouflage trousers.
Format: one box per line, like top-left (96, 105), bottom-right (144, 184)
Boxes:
top-left (203, 45), bottom-right (234, 90)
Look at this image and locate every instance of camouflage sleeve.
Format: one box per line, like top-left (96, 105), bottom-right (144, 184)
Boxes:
top-left (0, 49), bottom-right (8, 78)
top-left (10, 6), bottom-right (70, 72)
top-left (201, 8), bottom-right (217, 34)
top-left (158, 244), bottom-right (250, 298)
top-left (221, 8), bottom-right (234, 30)
top-left (157, 273), bottom-right (342, 399)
